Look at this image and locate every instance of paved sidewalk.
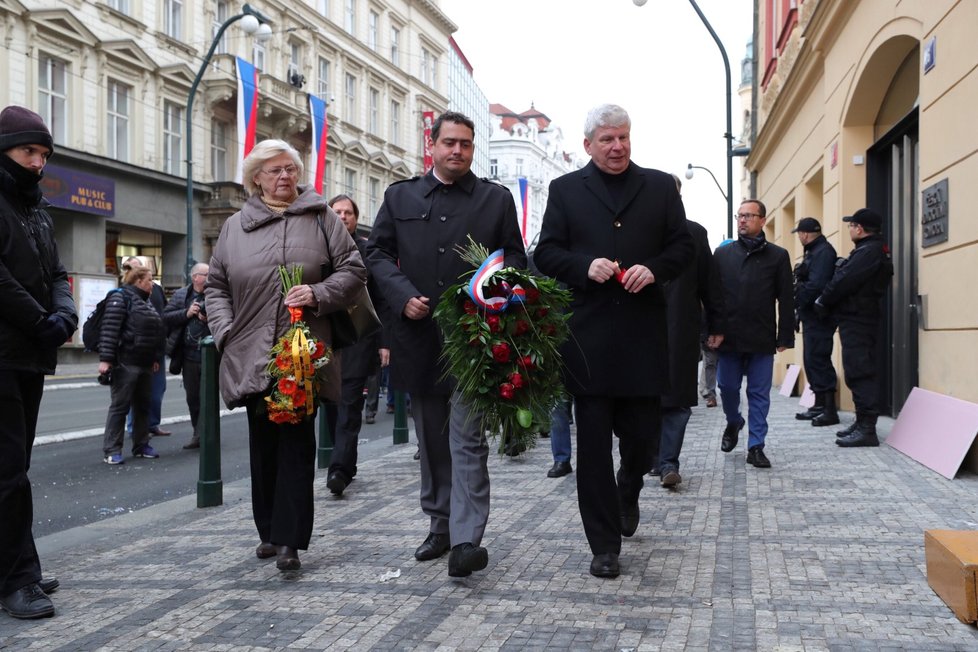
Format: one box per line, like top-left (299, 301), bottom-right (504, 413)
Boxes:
top-left (8, 392), bottom-right (978, 650)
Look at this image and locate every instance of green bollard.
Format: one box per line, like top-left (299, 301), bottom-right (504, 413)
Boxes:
top-left (197, 336), bottom-right (223, 507)
top-left (317, 400), bottom-right (333, 468)
top-left (392, 390), bottom-right (409, 445)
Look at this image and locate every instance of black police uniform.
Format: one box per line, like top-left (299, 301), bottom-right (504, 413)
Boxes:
top-left (793, 233), bottom-right (838, 420)
top-left (817, 232), bottom-right (892, 436)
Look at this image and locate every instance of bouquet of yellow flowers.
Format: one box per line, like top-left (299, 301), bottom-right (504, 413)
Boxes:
top-left (265, 265), bottom-right (331, 424)
top-left (434, 238), bottom-right (572, 454)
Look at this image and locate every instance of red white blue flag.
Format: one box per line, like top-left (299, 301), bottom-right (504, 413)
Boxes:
top-left (235, 57), bottom-right (260, 183)
top-left (518, 177), bottom-right (529, 244)
top-left (308, 95), bottom-right (329, 193)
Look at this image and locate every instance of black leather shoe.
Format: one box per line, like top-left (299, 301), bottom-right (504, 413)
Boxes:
top-left (836, 430), bottom-right (879, 447)
top-left (38, 577), bottom-right (59, 594)
top-left (620, 501), bottom-right (640, 537)
top-left (255, 542), bottom-right (276, 559)
top-left (414, 532), bottom-right (451, 561)
top-left (448, 543), bottom-right (488, 577)
top-left (795, 407), bottom-right (823, 420)
top-left (660, 469), bottom-right (682, 487)
top-left (1, 584), bottom-right (54, 619)
top-left (589, 552), bottom-right (620, 578)
top-left (182, 439), bottom-right (200, 450)
top-left (746, 446), bottom-right (772, 468)
top-left (836, 421), bottom-right (858, 438)
top-left (326, 470), bottom-right (349, 496)
top-left (811, 411), bottom-right (840, 427)
top-left (721, 419), bottom-right (744, 452)
top-left (275, 546), bottom-right (300, 571)
top-left (413, 448), bottom-right (421, 461)
top-left (546, 461), bottom-right (572, 478)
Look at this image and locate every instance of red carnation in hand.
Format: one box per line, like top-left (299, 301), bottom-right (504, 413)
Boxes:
top-left (513, 320), bottom-right (530, 336)
top-left (508, 372), bottom-right (525, 389)
top-left (499, 383), bottom-right (515, 400)
top-left (491, 342), bottom-right (511, 363)
top-left (463, 300), bottom-right (478, 315)
top-left (487, 315), bottom-right (501, 333)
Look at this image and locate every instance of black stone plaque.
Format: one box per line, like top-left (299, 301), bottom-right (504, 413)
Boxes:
top-left (922, 178), bottom-right (949, 247)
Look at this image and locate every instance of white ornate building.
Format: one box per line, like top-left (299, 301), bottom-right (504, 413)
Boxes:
top-left (488, 103), bottom-right (581, 248)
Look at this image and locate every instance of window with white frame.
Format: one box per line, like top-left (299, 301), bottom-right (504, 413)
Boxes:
top-left (368, 10), bottom-right (378, 51)
top-left (421, 47), bottom-right (438, 88)
top-left (369, 87), bottom-right (379, 134)
top-left (368, 176), bottom-right (380, 222)
top-left (163, 101), bottom-right (183, 176)
top-left (211, 120), bottom-right (228, 181)
top-left (390, 99), bottom-right (400, 146)
top-left (107, 0), bottom-right (131, 14)
top-left (515, 158), bottom-right (524, 176)
top-left (490, 158), bottom-right (498, 178)
top-left (288, 42), bottom-right (301, 82)
top-left (213, 1), bottom-right (229, 57)
top-left (253, 39), bottom-right (266, 71)
top-left (344, 0), bottom-right (355, 35)
top-left (164, 0), bottom-right (182, 39)
top-left (390, 26), bottom-right (400, 66)
top-left (344, 167), bottom-right (357, 197)
top-left (421, 48), bottom-right (431, 85)
top-left (318, 57), bottom-right (330, 100)
top-left (345, 73), bottom-right (356, 123)
top-left (38, 54), bottom-right (67, 145)
top-left (106, 80), bottom-right (130, 161)
top-left (318, 0), bottom-right (328, 17)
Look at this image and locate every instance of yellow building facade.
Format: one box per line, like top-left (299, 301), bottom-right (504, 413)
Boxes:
top-left (749, 0), bottom-right (977, 414)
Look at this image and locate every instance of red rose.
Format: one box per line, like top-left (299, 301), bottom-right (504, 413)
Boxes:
top-left (509, 372), bottom-right (524, 389)
top-left (536, 307), bottom-right (549, 318)
top-left (525, 287), bottom-right (540, 304)
top-left (499, 383), bottom-right (515, 399)
top-left (518, 355), bottom-right (534, 370)
top-left (513, 320), bottom-right (530, 336)
top-left (463, 300), bottom-right (478, 314)
top-left (491, 342), bottom-right (511, 363)
top-left (487, 315), bottom-right (501, 333)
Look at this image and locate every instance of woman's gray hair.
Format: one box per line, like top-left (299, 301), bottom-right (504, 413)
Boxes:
top-left (584, 104), bottom-right (631, 140)
top-left (241, 139), bottom-right (304, 195)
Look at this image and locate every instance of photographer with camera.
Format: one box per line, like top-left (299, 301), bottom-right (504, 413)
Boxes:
top-left (163, 262), bottom-right (210, 450)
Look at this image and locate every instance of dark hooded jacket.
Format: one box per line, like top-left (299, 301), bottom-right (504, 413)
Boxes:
top-left (98, 283), bottom-right (165, 368)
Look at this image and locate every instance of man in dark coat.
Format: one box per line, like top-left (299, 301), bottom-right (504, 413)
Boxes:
top-left (325, 193), bottom-right (385, 497)
top-left (366, 111), bottom-right (525, 578)
top-left (815, 208), bottom-right (893, 447)
top-left (791, 217), bottom-right (839, 426)
top-left (534, 104), bottom-right (693, 579)
top-left (654, 175), bottom-right (723, 488)
top-left (0, 106), bottom-right (77, 620)
top-left (714, 199), bottom-right (794, 468)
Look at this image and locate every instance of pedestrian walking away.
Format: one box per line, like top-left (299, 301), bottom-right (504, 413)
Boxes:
top-left (534, 103), bottom-right (693, 578)
top-left (366, 111), bottom-right (526, 578)
top-left (0, 105), bottom-right (77, 620)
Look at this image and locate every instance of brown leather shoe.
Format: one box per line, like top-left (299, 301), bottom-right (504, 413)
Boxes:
top-left (255, 542), bottom-right (276, 559)
top-left (149, 426), bottom-right (172, 436)
top-left (705, 397), bottom-right (717, 408)
top-left (276, 546), bottom-right (301, 570)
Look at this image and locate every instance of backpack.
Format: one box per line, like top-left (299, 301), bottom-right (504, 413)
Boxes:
top-left (82, 288), bottom-right (126, 353)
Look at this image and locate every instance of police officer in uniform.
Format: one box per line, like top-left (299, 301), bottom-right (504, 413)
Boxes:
top-left (366, 111), bottom-right (525, 577)
top-left (814, 208), bottom-right (893, 447)
top-left (791, 217), bottom-right (839, 426)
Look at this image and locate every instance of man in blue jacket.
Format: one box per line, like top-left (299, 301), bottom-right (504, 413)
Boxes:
top-left (714, 199), bottom-right (794, 468)
top-left (0, 106), bottom-right (77, 620)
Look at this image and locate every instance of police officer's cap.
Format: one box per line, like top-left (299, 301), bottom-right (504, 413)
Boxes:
top-left (842, 208), bottom-right (883, 230)
top-left (791, 217), bottom-right (821, 233)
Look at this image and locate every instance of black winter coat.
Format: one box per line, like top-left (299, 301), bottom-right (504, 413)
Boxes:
top-left (340, 235), bottom-right (386, 380)
top-left (794, 234), bottom-right (837, 322)
top-left (714, 236), bottom-right (795, 354)
top-left (0, 156), bottom-right (78, 373)
top-left (99, 284), bottom-right (165, 367)
top-left (534, 161), bottom-right (694, 396)
top-left (819, 234), bottom-right (892, 322)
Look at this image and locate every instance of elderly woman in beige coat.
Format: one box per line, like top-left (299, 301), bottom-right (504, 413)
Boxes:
top-left (206, 139), bottom-right (366, 572)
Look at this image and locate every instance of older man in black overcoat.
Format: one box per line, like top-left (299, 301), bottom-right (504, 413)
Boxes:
top-left (534, 104), bottom-right (693, 578)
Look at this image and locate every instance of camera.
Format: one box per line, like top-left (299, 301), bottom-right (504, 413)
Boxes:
top-left (97, 371), bottom-right (113, 386)
top-left (195, 298), bottom-right (206, 317)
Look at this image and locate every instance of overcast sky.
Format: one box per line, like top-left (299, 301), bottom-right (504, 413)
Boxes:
top-left (438, 0), bottom-right (754, 246)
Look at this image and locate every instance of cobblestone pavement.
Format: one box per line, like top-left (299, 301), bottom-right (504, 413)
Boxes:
top-left (7, 392), bottom-right (978, 650)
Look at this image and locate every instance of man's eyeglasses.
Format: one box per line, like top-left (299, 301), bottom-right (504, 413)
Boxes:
top-left (735, 212), bottom-right (763, 221)
top-left (261, 166), bottom-right (299, 178)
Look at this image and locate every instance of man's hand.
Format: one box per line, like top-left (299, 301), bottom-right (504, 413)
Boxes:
top-left (706, 334), bottom-right (724, 349)
top-left (379, 348), bottom-right (390, 367)
top-left (776, 346), bottom-right (787, 353)
top-left (403, 296), bottom-right (430, 320)
top-left (619, 264), bottom-right (655, 293)
top-left (813, 297), bottom-right (829, 320)
top-left (587, 258), bottom-right (620, 283)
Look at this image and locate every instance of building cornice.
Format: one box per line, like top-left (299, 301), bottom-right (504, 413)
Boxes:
top-left (416, 0), bottom-right (457, 34)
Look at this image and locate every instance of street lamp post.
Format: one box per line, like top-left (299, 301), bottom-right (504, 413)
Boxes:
top-left (185, 4), bottom-right (271, 282)
top-left (685, 163), bottom-right (726, 200)
top-left (633, 0), bottom-right (734, 238)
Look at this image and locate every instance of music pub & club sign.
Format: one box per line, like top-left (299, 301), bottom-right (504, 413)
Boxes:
top-left (40, 164), bottom-right (115, 217)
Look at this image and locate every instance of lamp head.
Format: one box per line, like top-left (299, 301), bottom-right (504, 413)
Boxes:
top-left (256, 23), bottom-right (273, 42)
top-left (633, 0), bottom-right (649, 6)
top-left (685, 164), bottom-right (694, 180)
top-left (239, 14), bottom-right (259, 34)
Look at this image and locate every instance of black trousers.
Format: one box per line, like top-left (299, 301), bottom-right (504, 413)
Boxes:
top-left (245, 396), bottom-right (316, 550)
top-left (0, 370), bottom-right (44, 596)
top-left (102, 363), bottom-right (152, 455)
top-left (329, 373), bottom-right (368, 479)
top-left (182, 359), bottom-right (201, 437)
top-left (574, 395), bottom-right (659, 555)
top-left (839, 317), bottom-right (880, 416)
top-left (801, 317), bottom-right (837, 394)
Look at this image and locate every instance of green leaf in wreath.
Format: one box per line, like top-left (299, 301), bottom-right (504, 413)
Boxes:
top-left (517, 408), bottom-right (533, 429)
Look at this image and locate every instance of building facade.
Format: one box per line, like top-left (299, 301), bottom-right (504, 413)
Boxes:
top-left (0, 0), bottom-right (456, 358)
top-left (446, 36), bottom-right (489, 178)
top-left (748, 0), bottom-right (977, 410)
top-left (488, 104), bottom-right (580, 249)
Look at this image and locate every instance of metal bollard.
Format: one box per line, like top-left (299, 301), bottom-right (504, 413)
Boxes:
top-left (317, 400), bottom-right (334, 468)
top-left (197, 336), bottom-right (223, 507)
top-left (392, 390), bottom-right (409, 445)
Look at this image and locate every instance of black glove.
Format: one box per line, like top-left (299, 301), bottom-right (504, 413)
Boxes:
top-left (813, 298), bottom-right (829, 320)
top-left (36, 314), bottom-right (74, 349)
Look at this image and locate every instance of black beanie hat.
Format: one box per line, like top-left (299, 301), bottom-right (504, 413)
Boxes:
top-left (0, 106), bottom-right (54, 154)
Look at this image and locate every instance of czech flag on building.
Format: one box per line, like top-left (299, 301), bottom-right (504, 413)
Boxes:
top-left (308, 95), bottom-right (329, 194)
top-left (235, 57), bottom-right (260, 183)
top-left (518, 177), bottom-right (529, 244)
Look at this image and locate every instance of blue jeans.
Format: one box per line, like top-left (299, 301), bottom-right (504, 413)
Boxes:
top-left (657, 406), bottom-right (692, 473)
top-left (717, 352), bottom-right (773, 450)
top-left (127, 361), bottom-right (165, 432)
top-left (549, 400), bottom-right (571, 463)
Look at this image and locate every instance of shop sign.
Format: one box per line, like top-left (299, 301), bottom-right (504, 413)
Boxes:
top-left (921, 179), bottom-right (948, 248)
top-left (40, 164), bottom-right (115, 217)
